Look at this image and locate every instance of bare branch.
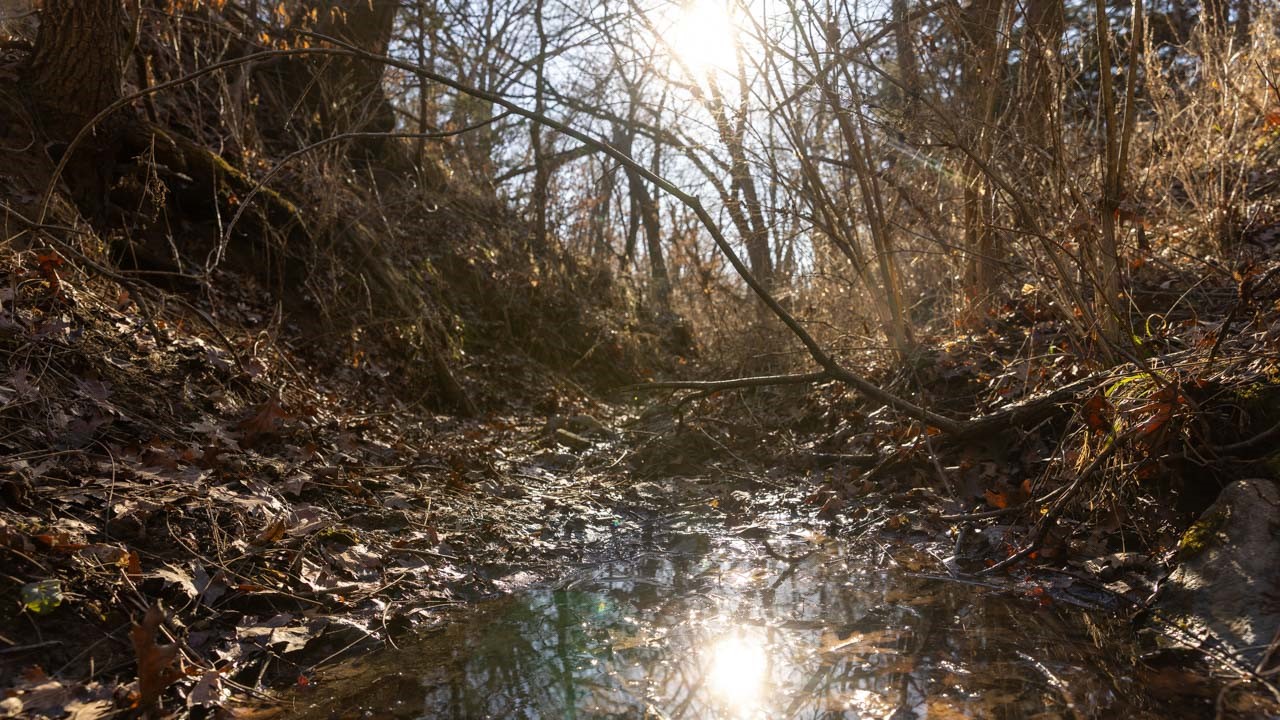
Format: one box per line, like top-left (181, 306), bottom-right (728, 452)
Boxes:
top-left (631, 371), bottom-right (830, 392)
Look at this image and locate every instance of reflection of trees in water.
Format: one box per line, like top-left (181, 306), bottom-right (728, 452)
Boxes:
top-left (303, 528), bottom-right (1154, 719)
top-left (416, 536), bottom-right (932, 718)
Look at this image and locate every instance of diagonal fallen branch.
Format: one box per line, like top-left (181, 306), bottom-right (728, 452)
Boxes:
top-left (630, 371), bottom-right (830, 392)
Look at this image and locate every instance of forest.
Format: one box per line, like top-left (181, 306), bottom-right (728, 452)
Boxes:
top-left (0, 0), bottom-right (1279, 716)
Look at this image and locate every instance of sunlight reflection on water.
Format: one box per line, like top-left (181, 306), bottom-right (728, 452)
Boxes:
top-left (291, 510), bottom-right (1208, 720)
top-left (706, 631), bottom-right (769, 717)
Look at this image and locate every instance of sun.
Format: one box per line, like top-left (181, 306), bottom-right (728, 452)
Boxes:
top-left (668, 0), bottom-right (739, 77)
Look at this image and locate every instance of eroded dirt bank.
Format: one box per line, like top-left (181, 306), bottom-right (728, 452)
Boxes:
top-left (0, 242), bottom-right (677, 716)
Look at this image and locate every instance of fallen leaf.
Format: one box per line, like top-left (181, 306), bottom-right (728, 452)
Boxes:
top-left (237, 617), bottom-right (316, 654)
top-left (11, 680), bottom-right (71, 716)
top-left (984, 488), bottom-right (1009, 509)
top-left (253, 516), bottom-right (289, 545)
top-left (193, 564), bottom-right (230, 606)
top-left (21, 580), bottom-right (63, 614)
top-left (64, 698), bottom-right (113, 719)
top-left (187, 669), bottom-right (226, 708)
top-left (125, 551), bottom-right (143, 580)
top-left (131, 604), bottom-right (182, 714)
top-left (151, 564), bottom-right (198, 599)
top-left (1083, 393), bottom-right (1113, 434)
top-left (816, 495), bottom-right (843, 519)
top-left (237, 395), bottom-right (291, 445)
top-left (1134, 402), bottom-right (1172, 437)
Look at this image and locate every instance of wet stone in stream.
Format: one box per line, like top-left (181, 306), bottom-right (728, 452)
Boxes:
top-left (288, 514), bottom-right (1215, 719)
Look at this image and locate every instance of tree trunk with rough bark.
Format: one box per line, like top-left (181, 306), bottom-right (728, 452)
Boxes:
top-left (530, 0), bottom-right (550, 255)
top-left (1019, 0), bottom-right (1063, 154)
top-left (314, 0), bottom-right (398, 157)
top-left (952, 0), bottom-right (1006, 320)
top-left (628, 165), bottom-right (670, 314)
top-left (258, 0), bottom-right (399, 162)
top-left (23, 0), bottom-right (127, 221)
top-left (891, 0), bottom-right (919, 105)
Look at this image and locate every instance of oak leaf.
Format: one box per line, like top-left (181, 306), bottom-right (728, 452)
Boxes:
top-left (130, 604), bottom-right (182, 714)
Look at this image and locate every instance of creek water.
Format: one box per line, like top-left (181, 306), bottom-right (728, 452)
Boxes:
top-left (289, 506), bottom-right (1207, 719)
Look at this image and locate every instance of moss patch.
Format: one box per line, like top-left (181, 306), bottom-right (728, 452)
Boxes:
top-left (1177, 505), bottom-right (1230, 559)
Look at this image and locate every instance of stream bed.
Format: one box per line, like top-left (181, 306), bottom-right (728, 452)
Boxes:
top-left (288, 504), bottom-right (1208, 719)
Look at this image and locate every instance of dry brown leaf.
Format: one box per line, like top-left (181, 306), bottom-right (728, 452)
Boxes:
top-left (125, 550), bottom-right (142, 580)
top-left (130, 604), bottom-right (182, 715)
top-left (237, 395), bottom-right (291, 445)
top-left (187, 669), bottom-right (226, 708)
top-left (984, 488), bottom-right (1010, 509)
top-left (11, 679), bottom-right (72, 716)
top-left (151, 564), bottom-right (198, 599)
top-left (253, 516), bottom-right (289, 545)
top-left (1082, 393), bottom-right (1113, 434)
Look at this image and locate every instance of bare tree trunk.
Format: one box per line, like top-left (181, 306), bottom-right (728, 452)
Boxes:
top-left (614, 95), bottom-right (671, 315)
top-left (645, 92), bottom-right (672, 315)
top-left (589, 159), bottom-right (615, 259)
top-left (615, 124), bottom-right (640, 269)
top-left (1019, 0), bottom-right (1063, 153)
top-left (952, 0), bottom-right (1006, 320)
top-left (704, 77), bottom-right (774, 292)
top-left (629, 165), bottom-right (670, 314)
top-left (1233, 0), bottom-right (1251, 48)
top-left (530, 0), bottom-right (549, 254)
top-left (322, 0), bottom-right (397, 155)
top-left (891, 0), bottom-right (919, 104)
top-left (260, 0), bottom-right (398, 161)
top-left (414, 0), bottom-right (439, 170)
top-left (24, 0), bottom-right (127, 220)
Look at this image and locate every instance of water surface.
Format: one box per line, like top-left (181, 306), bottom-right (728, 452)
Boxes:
top-left (291, 510), bottom-right (1205, 719)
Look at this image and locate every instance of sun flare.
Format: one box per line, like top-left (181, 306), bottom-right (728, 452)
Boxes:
top-left (706, 632), bottom-right (768, 716)
top-left (668, 0), bottom-right (739, 77)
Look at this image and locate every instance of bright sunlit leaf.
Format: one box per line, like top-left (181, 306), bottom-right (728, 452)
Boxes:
top-left (21, 580), bottom-right (63, 614)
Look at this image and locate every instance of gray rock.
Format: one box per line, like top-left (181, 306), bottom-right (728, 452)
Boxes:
top-left (1152, 479), bottom-right (1280, 666)
top-left (567, 414), bottom-right (611, 437)
top-left (544, 413), bottom-right (613, 438)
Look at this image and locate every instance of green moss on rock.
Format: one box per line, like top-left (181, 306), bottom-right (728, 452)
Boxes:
top-left (1177, 505), bottom-right (1229, 559)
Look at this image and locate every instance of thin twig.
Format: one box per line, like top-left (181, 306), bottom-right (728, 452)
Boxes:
top-left (630, 371), bottom-right (829, 391)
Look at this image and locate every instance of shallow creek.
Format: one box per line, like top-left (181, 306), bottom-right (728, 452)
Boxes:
top-left (288, 506), bottom-right (1201, 719)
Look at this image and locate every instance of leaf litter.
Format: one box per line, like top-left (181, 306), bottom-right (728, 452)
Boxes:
top-left (0, 245), bottom-right (653, 717)
top-left (5, 223), bottom-right (1280, 716)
